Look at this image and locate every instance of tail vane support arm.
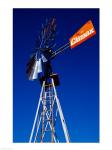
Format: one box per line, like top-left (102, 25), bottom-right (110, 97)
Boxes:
top-left (51, 42), bottom-right (70, 59)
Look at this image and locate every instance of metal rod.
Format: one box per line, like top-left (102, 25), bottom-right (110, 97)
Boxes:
top-left (41, 86), bottom-right (46, 142)
top-left (51, 43), bottom-right (70, 59)
top-left (52, 79), bottom-right (70, 142)
top-left (53, 42), bottom-right (70, 54)
top-left (34, 116), bottom-right (42, 142)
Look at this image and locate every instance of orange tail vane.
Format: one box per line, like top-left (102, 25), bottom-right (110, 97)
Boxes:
top-left (69, 20), bottom-right (96, 49)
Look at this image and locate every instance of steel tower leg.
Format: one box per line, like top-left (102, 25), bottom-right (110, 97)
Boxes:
top-left (52, 79), bottom-right (70, 142)
top-left (29, 81), bottom-right (45, 142)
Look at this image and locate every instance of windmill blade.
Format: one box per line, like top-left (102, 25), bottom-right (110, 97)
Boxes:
top-left (37, 18), bottom-right (56, 50)
top-left (26, 54), bottom-right (36, 74)
top-left (69, 20), bottom-right (96, 49)
top-left (26, 54), bottom-right (42, 80)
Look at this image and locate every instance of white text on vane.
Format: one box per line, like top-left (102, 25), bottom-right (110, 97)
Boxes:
top-left (71, 28), bottom-right (95, 46)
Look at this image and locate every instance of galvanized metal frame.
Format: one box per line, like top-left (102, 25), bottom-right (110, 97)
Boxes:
top-left (29, 78), bottom-right (70, 143)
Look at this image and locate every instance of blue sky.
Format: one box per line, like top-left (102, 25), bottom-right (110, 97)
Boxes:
top-left (13, 8), bottom-right (99, 143)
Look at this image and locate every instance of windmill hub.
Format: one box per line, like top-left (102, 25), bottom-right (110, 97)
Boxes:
top-left (39, 73), bottom-right (60, 87)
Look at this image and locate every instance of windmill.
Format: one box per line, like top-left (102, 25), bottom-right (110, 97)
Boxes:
top-left (26, 18), bottom-right (96, 143)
